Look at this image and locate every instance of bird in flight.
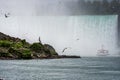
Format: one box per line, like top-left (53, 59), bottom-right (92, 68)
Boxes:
top-left (62, 47), bottom-right (71, 53)
top-left (5, 13), bottom-right (10, 18)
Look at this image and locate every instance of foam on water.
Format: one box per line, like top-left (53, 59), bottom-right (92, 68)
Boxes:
top-left (0, 57), bottom-right (120, 80)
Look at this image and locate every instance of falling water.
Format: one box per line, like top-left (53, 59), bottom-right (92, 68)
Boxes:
top-left (0, 15), bottom-right (118, 56)
top-left (71, 15), bottom-right (118, 56)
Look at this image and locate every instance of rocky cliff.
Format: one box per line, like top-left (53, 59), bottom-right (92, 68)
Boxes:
top-left (0, 32), bottom-right (80, 59)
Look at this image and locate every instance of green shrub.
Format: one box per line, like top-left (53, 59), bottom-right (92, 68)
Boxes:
top-left (12, 42), bottom-right (23, 49)
top-left (21, 40), bottom-right (30, 48)
top-left (21, 39), bottom-right (26, 45)
top-left (8, 47), bottom-right (32, 59)
top-left (21, 49), bottom-right (32, 59)
top-left (0, 40), bottom-right (13, 47)
top-left (8, 47), bottom-right (18, 53)
top-left (8, 47), bottom-right (22, 58)
top-left (30, 43), bottom-right (43, 52)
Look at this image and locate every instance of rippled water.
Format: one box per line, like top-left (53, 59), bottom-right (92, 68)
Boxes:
top-left (0, 57), bottom-right (120, 80)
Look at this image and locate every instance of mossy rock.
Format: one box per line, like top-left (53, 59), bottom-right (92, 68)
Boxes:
top-left (44, 44), bottom-right (58, 56)
top-left (0, 47), bottom-right (8, 53)
top-left (0, 47), bottom-right (10, 57)
top-left (21, 39), bottom-right (30, 48)
top-left (20, 49), bottom-right (32, 59)
top-left (8, 47), bottom-right (22, 58)
top-left (0, 40), bottom-right (13, 48)
top-left (8, 47), bottom-right (32, 59)
top-left (30, 43), bottom-right (43, 53)
top-left (0, 32), bottom-right (59, 59)
top-left (12, 42), bottom-right (23, 49)
top-left (21, 39), bottom-right (26, 45)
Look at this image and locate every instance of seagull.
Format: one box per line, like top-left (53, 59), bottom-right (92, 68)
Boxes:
top-left (62, 47), bottom-right (71, 53)
top-left (5, 14), bottom-right (8, 18)
top-left (62, 48), bottom-right (68, 53)
top-left (5, 13), bottom-right (10, 18)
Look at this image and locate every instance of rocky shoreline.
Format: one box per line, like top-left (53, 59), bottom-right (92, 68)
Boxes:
top-left (0, 55), bottom-right (80, 60)
top-left (0, 32), bottom-right (80, 60)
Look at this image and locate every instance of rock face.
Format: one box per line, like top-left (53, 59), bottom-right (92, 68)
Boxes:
top-left (0, 32), bottom-right (80, 59)
top-left (44, 44), bottom-right (58, 56)
top-left (0, 32), bottom-right (21, 42)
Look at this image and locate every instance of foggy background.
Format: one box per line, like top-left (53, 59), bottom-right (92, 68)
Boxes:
top-left (0, 0), bottom-right (114, 16)
top-left (0, 0), bottom-right (119, 56)
top-left (0, 16), bottom-right (118, 56)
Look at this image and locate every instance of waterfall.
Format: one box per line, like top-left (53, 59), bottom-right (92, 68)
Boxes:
top-left (0, 15), bottom-right (118, 56)
top-left (71, 15), bottom-right (118, 56)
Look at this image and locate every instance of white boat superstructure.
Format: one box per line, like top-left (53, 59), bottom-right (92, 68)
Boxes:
top-left (97, 45), bottom-right (109, 56)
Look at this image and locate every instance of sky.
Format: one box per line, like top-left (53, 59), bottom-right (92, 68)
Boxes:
top-left (0, 0), bottom-right (118, 56)
top-left (0, 0), bottom-right (77, 16)
top-left (0, 0), bottom-right (112, 16)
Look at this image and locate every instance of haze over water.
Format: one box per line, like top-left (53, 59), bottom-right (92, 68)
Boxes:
top-left (0, 15), bottom-right (118, 56)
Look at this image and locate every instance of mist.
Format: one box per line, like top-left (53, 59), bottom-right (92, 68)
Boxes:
top-left (0, 0), bottom-right (119, 56)
top-left (0, 0), bottom-right (79, 16)
top-left (0, 0), bottom-right (115, 16)
top-left (0, 15), bottom-right (118, 56)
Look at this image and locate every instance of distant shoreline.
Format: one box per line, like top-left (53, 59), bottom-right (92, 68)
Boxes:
top-left (0, 55), bottom-right (81, 60)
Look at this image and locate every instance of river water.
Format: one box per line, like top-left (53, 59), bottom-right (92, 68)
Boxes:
top-left (0, 57), bottom-right (120, 80)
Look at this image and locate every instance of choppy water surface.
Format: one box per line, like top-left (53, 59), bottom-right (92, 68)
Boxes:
top-left (0, 57), bottom-right (120, 80)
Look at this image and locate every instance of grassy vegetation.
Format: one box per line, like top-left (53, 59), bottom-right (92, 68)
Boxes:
top-left (0, 40), bottom-right (13, 48)
top-left (0, 39), bottom-right (58, 59)
top-left (0, 40), bottom-right (32, 59)
top-left (0, 32), bottom-right (60, 59)
top-left (30, 43), bottom-right (43, 52)
top-left (12, 42), bottom-right (23, 49)
top-left (20, 49), bottom-right (32, 59)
